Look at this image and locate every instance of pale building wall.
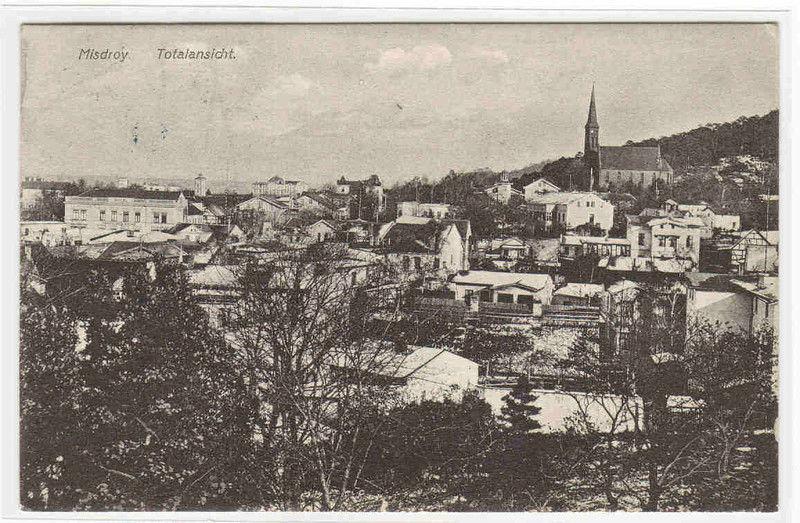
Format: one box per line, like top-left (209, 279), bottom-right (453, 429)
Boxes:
top-left (649, 222), bottom-right (701, 265)
top-left (687, 289), bottom-right (752, 333)
top-left (64, 196), bottom-right (187, 231)
top-left (564, 195), bottom-right (614, 231)
top-left (713, 214), bottom-right (741, 231)
top-left (485, 183), bottom-right (513, 204)
top-left (402, 362), bottom-right (479, 403)
top-left (600, 169), bottom-right (672, 190)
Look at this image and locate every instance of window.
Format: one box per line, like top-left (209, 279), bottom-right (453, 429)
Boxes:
top-left (80, 210), bottom-right (86, 221)
top-left (414, 257), bottom-right (422, 270)
top-left (402, 256), bottom-right (410, 270)
top-left (497, 293), bottom-right (514, 304)
top-left (657, 236), bottom-right (666, 247)
top-left (668, 237), bottom-right (677, 248)
top-left (686, 236), bottom-right (694, 248)
top-left (135, 212), bottom-right (141, 223)
top-left (111, 211), bottom-right (117, 222)
top-left (122, 211), bottom-right (129, 223)
top-left (517, 294), bottom-right (534, 305)
top-left (161, 213), bottom-right (167, 224)
top-left (72, 210), bottom-right (80, 221)
top-left (153, 212), bottom-right (160, 223)
top-left (24, 228), bottom-right (29, 236)
top-left (638, 233), bottom-right (646, 246)
top-left (99, 210), bottom-right (106, 221)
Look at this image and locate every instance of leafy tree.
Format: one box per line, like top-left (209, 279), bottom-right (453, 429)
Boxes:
top-left (500, 376), bottom-right (542, 436)
top-left (19, 298), bottom-right (84, 510)
top-left (357, 391), bottom-right (499, 490)
top-left (20, 265), bottom-right (253, 510)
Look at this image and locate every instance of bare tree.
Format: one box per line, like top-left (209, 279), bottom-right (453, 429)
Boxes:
top-left (223, 244), bottom-right (411, 510)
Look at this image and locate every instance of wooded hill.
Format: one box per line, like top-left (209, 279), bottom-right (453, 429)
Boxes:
top-left (387, 110), bottom-right (778, 201)
top-left (625, 110), bottom-right (779, 173)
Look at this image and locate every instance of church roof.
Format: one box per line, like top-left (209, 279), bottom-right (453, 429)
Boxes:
top-left (600, 146), bottom-right (672, 172)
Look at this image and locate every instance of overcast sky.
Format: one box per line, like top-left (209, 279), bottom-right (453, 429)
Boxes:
top-left (20, 23), bottom-right (778, 189)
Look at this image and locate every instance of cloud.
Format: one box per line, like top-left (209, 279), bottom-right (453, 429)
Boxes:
top-left (365, 44), bottom-right (452, 72)
top-left (469, 47), bottom-right (510, 64)
top-left (275, 73), bottom-right (315, 98)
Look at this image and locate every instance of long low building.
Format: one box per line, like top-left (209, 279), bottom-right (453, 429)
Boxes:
top-left (65, 188), bottom-right (190, 231)
top-left (450, 270), bottom-right (555, 306)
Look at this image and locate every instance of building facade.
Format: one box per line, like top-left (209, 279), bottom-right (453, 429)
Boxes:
top-left (64, 188), bottom-right (190, 231)
top-left (252, 176), bottom-right (308, 198)
top-left (527, 192), bottom-right (615, 232)
top-left (626, 212), bottom-right (705, 268)
top-left (523, 178), bottom-right (561, 201)
top-left (396, 201), bottom-right (453, 219)
top-left (336, 175), bottom-right (386, 219)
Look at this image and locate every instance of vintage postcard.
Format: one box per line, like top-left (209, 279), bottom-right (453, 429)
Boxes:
top-left (16, 22), bottom-right (780, 514)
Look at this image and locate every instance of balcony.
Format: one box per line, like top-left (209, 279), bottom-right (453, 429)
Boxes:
top-left (408, 296), bottom-right (537, 321)
top-left (541, 304), bottom-right (605, 327)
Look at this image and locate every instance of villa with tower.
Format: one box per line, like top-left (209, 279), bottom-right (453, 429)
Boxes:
top-left (583, 85), bottom-right (674, 191)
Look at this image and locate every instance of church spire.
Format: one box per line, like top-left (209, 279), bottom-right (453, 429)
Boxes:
top-left (584, 84), bottom-right (601, 191)
top-left (586, 83), bottom-right (599, 128)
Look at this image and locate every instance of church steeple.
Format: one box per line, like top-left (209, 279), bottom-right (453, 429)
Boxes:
top-left (586, 83), bottom-right (599, 129)
top-left (584, 84), bottom-right (601, 191)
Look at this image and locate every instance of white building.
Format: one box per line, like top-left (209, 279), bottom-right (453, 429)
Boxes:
top-left (523, 178), bottom-right (561, 201)
top-left (483, 173), bottom-right (523, 204)
top-left (396, 201), bottom-right (453, 219)
top-left (685, 273), bottom-right (778, 335)
top-left (552, 283), bottom-right (605, 306)
top-left (380, 217), bottom-right (471, 277)
top-left (235, 195), bottom-right (289, 224)
top-left (526, 192), bottom-right (615, 232)
top-left (20, 221), bottom-right (70, 246)
top-left (64, 188), bottom-right (190, 231)
top-left (626, 211), bottom-right (705, 269)
top-left (252, 176), bottom-right (308, 198)
top-left (450, 270), bottom-right (554, 306)
top-left (391, 346), bottom-right (479, 403)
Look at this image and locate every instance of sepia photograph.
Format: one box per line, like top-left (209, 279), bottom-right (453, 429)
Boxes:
top-left (14, 20), bottom-right (782, 514)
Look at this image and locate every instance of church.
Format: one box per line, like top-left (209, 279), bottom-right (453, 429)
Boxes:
top-left (583, 86), bottom-right (673, 191)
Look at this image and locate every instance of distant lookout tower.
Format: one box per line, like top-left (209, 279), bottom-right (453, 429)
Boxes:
top-left (195, 174), bottom-right (208, 197)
